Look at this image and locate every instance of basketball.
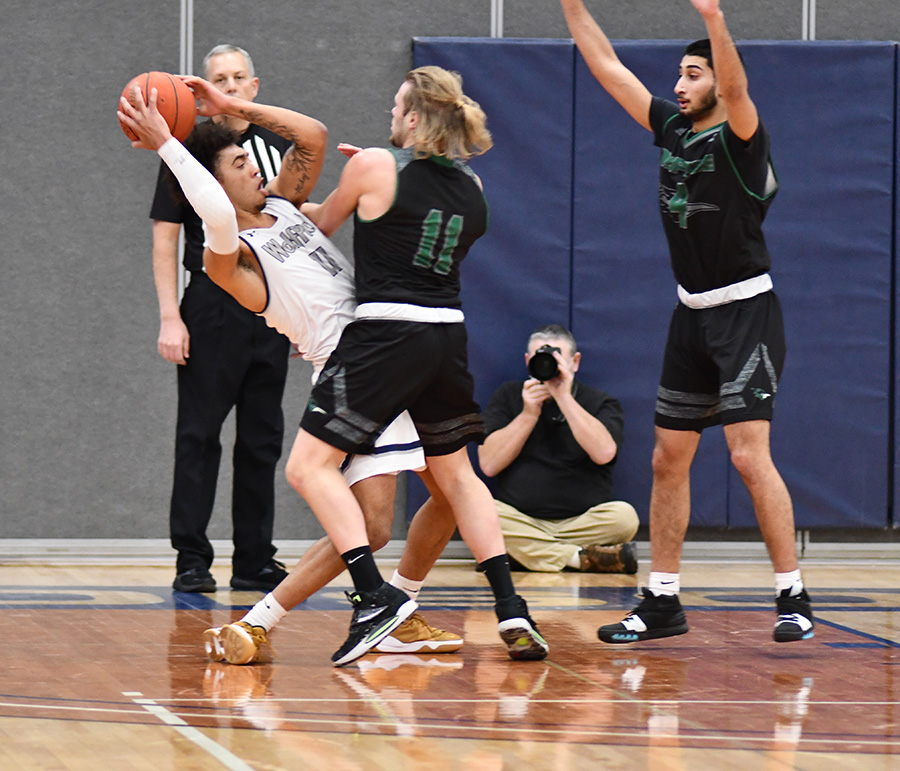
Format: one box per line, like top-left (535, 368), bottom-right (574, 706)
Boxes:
top-left (120, 71), bottom-right (197, 142)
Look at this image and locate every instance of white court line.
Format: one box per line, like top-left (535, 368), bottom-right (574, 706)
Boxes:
top-left (124, 691), bottom-right (255, 771)
top-left (112, 702), bottom-right (900, 749)
top-left (158, 696), bottom-right (900, 707)
top-left (1, 695), bottom-right (896, 750)
top-left (4, 694), bottom-right (898, 709)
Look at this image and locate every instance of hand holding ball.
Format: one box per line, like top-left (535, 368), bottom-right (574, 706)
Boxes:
top-left (119, 72), bottom-right (196, 142)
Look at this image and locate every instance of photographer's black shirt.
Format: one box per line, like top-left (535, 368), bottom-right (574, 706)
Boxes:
top-left (482, 380), bottom-right (625, 520)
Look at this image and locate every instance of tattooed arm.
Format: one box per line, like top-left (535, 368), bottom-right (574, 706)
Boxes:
top-left (181, 75), bottom-right (328, 206)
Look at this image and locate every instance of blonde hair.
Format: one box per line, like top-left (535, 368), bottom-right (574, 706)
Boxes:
top-left (402, 66), bottom-right (493, 160)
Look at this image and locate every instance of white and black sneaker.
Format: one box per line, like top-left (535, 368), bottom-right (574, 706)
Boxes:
top-left (773, 588), bottom-right (815, 642)
top-left (597, 588), bottom-right (689, 644)
top-left (331, 582), bottom-right (417, 667)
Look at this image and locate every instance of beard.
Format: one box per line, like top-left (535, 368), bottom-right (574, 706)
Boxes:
top-left (389, 127), bottom-right (405, 148)
top-left (682, 85), bottom-right (718, 122)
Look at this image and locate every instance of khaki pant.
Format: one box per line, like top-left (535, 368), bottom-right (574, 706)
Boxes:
top-left (495, 499), bottom-right (639, 573)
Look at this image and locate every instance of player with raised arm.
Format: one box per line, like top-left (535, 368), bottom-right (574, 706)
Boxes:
top-left (119, 77), bottom-right (464, 665)
top-left (559, 0), bottom-right (813, 644)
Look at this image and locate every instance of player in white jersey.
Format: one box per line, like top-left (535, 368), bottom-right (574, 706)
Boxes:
top-left (119, 76), bottom-right (463, 663)
top-left (242, 195), bottom-right (356, 369)
top-left (241, 195), bottom-right (424, 485)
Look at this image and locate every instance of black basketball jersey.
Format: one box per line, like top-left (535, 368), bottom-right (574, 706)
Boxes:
top-left (649, 97), bottom-right (778, 294)
top-left (353, 147), bottom-right (488, 309)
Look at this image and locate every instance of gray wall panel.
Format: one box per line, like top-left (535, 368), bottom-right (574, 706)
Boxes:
top-left (815, 0), bottom-right (900, 41)
top-left (504, 0), bottom-right (804, 41)
top-left (1, 0), bottom-right (895, 542)
top-left (1, 2), bottom-right (181, 538)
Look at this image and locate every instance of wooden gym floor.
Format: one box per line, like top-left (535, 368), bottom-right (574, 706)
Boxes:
top-left (1, 557), bottom-right (898, 770)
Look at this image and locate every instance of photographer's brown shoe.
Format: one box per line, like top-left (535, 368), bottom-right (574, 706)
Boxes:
top-left (579, 542), bottom-right (638, 574)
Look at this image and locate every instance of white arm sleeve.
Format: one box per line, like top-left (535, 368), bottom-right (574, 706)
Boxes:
top-left (157, 138), bottom-right (239, 254)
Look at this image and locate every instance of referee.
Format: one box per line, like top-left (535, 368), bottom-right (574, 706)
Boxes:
top-left (149, 44), bottom-right (291, 594)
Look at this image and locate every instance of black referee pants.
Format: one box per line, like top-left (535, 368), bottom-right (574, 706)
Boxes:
top-left (170, 272), bottom-right (290, 577)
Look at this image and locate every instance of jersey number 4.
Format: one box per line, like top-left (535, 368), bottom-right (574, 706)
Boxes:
top-left (413, 209), bottom-right (463, 276)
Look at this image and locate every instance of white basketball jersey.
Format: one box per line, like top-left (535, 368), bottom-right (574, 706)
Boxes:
top-left (240, 196), bottom-right (355, 371)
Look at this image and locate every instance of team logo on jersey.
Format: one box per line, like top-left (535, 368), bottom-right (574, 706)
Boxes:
top-left (261, 220), bottom-right (319, 262)
top-left (660, 148), bottom-right (715, 177)
top-left (658, 149), bottom-right (719, 229)
top-left (659, 183), bottom-right (719, 229)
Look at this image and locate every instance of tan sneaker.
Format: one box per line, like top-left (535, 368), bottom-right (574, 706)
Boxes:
top-left (203, 621), bottom-right (270, 665)
top-left (374, 613), bottom-right (463, 654)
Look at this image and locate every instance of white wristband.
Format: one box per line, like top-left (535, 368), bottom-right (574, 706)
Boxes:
top-left (157, 138), bottom-right (240, 254)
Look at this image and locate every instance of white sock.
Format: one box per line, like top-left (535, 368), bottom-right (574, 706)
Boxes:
top-left (775, 570), bottom-right (804, 597)
top-left (390, 570), bottom-right (424, 601)
top-left (648, 572), bottom-right (680, 596)
top-left (241, 592), bottom-right (288, 631)
top-left (566, 546), bottom-right (583, 569)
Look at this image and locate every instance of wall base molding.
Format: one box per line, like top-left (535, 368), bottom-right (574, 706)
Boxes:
top-left (0, 539), bottom-right (898, 566)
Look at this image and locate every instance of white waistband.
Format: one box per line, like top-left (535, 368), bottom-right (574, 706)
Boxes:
top-left (677, 273), bottom-right (773, 309)
top-left (355, 302), bottom-right (465, 324)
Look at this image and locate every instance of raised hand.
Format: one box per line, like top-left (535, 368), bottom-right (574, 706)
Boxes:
top-left (180, 75), bottom-right (231, 117)
top-left (117, 86), bottom-right (172, 150)
top-left (690, 0), bottom-right (721, 18)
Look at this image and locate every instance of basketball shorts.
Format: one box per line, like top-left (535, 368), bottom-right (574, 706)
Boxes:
top-left (301, 319), bottom-right (485, 456)
top-left (655, 291), bottom-right (786, 431)
top-left (341, 410), bottom-right (426, 487)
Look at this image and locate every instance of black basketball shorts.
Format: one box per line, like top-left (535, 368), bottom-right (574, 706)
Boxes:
top-left (655, 291), bottom-right (786, 431)
top-left (300, 319), bottom-right (484, 456)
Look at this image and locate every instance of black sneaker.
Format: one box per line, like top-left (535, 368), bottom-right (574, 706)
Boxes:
top-left (773, 588), bottom-right (815, 642)
top-left (495, 595), bottom-right (549, 660)
top-left (597, 588), bottom-right (689, 644)
top-left (230, 560), bottom-right (289, 592)
top-left (173, 567), bottom-right (217, 593)
top-left (331, 582), bottom-right (418, 667)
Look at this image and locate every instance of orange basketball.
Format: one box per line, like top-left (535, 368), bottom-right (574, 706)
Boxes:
top-left (120, 71), bottom-right (197, 142)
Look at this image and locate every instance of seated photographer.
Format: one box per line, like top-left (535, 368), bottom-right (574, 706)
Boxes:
top-left (478, 324), bottom-right (639, 574)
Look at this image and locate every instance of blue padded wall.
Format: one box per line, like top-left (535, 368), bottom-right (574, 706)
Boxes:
top-left (724, 42), bottom-right (894, 528)
top-left (408, 38), bottom-right (895, 530)
top-left (894, 44), bottom-right (900, 530)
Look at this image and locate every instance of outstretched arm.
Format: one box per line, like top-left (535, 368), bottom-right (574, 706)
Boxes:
top-left (303, 147), bottom-right (396, 237)
top-left (559, 0), bottom-right (653, 130)
top-left (119, 88), bottom-right (266, 312)
top-left (692, 0), bottom-right (758, 140)
top-left (181, 75), bottom-right (328, 206)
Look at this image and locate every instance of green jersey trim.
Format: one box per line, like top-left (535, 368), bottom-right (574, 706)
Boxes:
top-left (720, 131), bottom-right (779, 202)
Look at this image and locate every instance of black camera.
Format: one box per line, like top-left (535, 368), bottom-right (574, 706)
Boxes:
top-left (528, 344), bottom-right (561, 381)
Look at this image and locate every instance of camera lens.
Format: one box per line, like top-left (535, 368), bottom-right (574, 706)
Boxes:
top-left (528, 345), bottom-right (559, 381)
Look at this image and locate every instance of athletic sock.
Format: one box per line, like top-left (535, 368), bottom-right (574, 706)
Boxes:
top-left (775, 569), bottom-right (804, 597)
top-left (389, 570), bottom-right (424, 601)
top-left (241, 592), bottom-right (287, 631)
top-left (479, 554), bottom-right (517, 604)
top-left (341, 546), bottom-right (383, 593)
top-left (648, 572), bottom-right (680, 596)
